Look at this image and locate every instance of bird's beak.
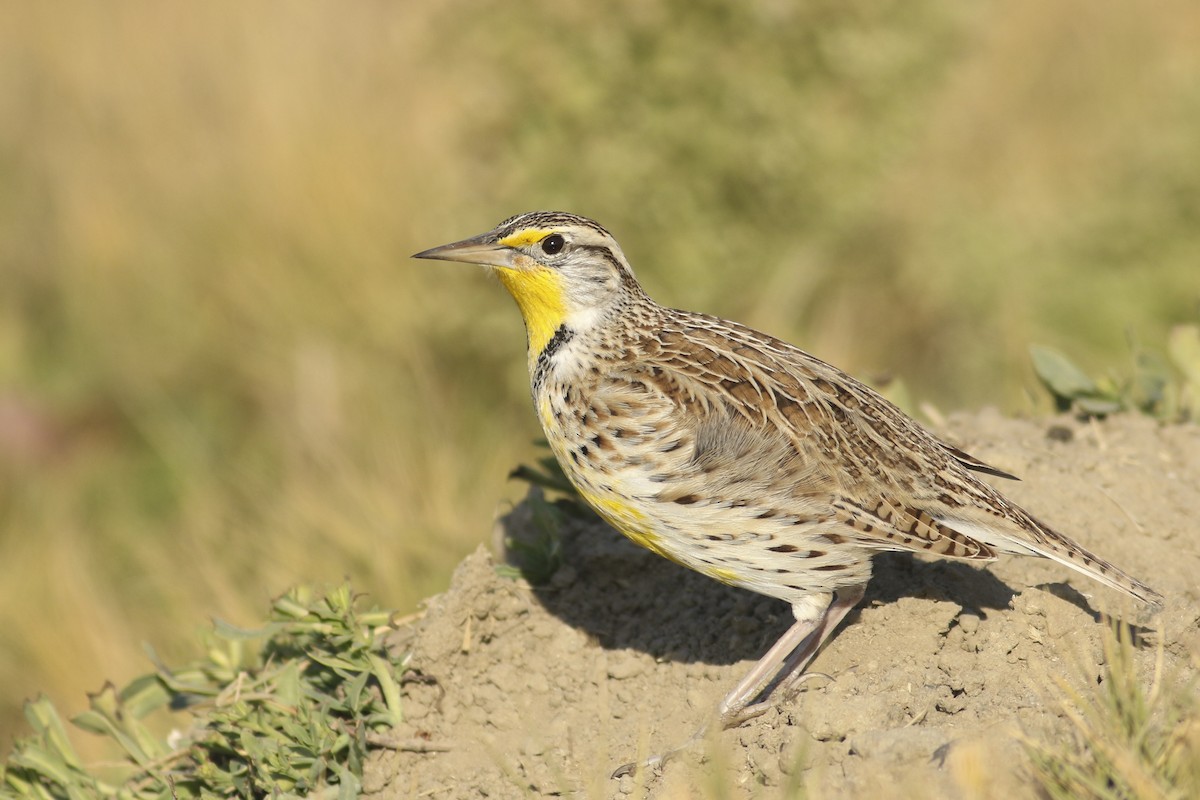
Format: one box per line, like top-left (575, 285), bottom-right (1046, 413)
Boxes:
top-left (412, 232), bottom-right (522, 268)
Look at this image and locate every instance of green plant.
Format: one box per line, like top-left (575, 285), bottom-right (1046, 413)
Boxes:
top-left (497, 446), bottom-right (592, 586)
top-left (1031, 324), bottom-right (1200, 420)
top-left (507, 445), bottom-right (578, 498)
top-left (495, 491), bottom-right (565, 587)
top-left (1, 584), bottom-right (405, 799)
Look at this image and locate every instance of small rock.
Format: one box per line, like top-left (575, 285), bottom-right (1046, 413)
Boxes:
top-left (527, 671), bottom-right (550, 694)
top-left (1046, 424), bottom-right (1074, 443)
top-left (936, 694), bottom-right (967, 715)
top-left (607, 652), bottom-right (646, 680)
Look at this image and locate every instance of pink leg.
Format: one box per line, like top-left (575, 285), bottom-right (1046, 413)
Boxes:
top-left (612, 584), bottom-right (866, 778)
top-left (719, 584), bottom-right (866, 727)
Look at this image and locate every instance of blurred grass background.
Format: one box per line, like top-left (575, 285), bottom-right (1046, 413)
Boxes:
top-left (1, 0), bottom-right (1197, 752)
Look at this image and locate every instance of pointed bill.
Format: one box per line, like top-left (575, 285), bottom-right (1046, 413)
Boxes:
top-left (412, 232), bottom-right (522, 268)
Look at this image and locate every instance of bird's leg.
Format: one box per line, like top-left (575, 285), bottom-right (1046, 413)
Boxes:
top-left (719, 584), bottom-right (865, 727)
top-left (712, 600), bottom-right (828, 727)
top-left (611, 585), bottom-right (866, 779)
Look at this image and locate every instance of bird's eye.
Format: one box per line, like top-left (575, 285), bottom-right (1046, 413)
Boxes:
top-left (541, 234), bottom-right (565, 255)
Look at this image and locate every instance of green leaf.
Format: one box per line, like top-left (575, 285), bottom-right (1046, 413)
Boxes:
top-left (343, 670), bottom-right (370, 713)
top-left (507, 463), bottom-right (573, 494)
top-left (307, 652), bottom-right (364, 674)
top-left (22, 696), bottom-right (83, 771)
top-left (8, 745), bottom-right (75, 788)
top-left (212, 618), bottom-right (280, 642)
top-left (1030, 344), bottom-right (1099, 398)
top-left (368, 653), bottom-right (404, 728)
top-left (1074, 396), bottom-right (1123, 416)
top-left (117, 673), bottom-right (172, 719)
top-left (69, 710), bottom-right (114, 737)
top-left (336, 764), bottom-right (359, 800)
top-left (273, 595), bottom-right (315, 620)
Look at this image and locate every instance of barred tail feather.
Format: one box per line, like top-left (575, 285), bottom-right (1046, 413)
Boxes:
top-left (943, 516), bottom-right (1163, 609)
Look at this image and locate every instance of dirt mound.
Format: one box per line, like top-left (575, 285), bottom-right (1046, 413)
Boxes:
top-left (365, 412), bottom-right (1199, 798)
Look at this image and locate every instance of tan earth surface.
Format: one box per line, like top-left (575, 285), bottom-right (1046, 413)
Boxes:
top-left (366, 412), bottom-right (1199, 799)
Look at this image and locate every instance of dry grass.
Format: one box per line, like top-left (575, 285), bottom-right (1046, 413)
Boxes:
top-left (1, 0), bottom-right (1198, 757)
top-left (1025, 624), bottom-right (1200, 800)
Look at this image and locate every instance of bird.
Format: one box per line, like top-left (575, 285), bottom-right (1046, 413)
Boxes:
top-left (413, 210), bottom-right (1162, 769)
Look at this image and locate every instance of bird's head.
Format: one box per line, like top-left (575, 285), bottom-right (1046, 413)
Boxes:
top-left (413, 211), bottom-right (641, 357)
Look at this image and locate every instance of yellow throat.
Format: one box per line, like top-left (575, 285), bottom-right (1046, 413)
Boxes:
top-left (494, 266), bottom-right (567, 359)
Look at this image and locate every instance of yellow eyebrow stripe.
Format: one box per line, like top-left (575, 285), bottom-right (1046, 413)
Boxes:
top-left (498, 229), bottom-right (553, 248)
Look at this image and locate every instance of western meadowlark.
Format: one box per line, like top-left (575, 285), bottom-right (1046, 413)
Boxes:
top-left (414, 211), bottom-right (1161, 765)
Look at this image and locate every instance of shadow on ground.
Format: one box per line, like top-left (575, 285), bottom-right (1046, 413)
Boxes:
top-left (496, 491), bottom-right (1020, 671)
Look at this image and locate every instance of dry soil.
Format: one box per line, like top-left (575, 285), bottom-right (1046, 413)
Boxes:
top-left (365, 412), bottom-right (1199, 799)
